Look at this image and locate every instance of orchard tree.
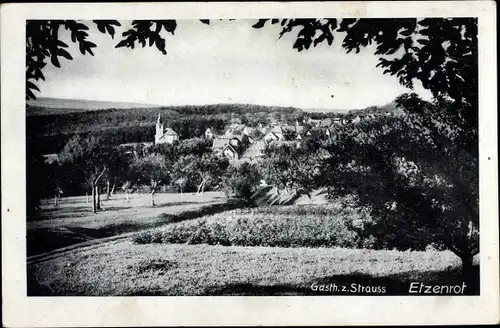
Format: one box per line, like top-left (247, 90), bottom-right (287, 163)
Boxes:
top-left (261, 141), bottom-right (325, 197)
top-left (172, 155), bottom-right (197, 197)
top-left (58, 135), bottom-right (111, 213)
top-left (321, 100), bottom-right (478, 277)
top-left (224, 162), bottom-right (262, 204)
top-left (130, 153), bottom-right (170, 206)
top-left (179, 153), bottom-right (229, 194)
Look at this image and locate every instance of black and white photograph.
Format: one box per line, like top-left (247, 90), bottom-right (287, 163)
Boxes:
top-left (2, 1), bottom-right (499, 326)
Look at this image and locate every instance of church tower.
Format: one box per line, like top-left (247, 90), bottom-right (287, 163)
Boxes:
top-left (155, 113), bottom-right (164, 144)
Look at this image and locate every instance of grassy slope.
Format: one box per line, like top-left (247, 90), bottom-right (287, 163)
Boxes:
top-left (27, 192), bottom-right (227, 256)
top-left (28, 241), bottom-right (477, 296)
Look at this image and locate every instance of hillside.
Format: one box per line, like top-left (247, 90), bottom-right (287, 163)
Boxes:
top-left (26, 98), bottom-right (306, 155)
top-left (347, 101), bottom-right (403, 116)
top-left (26, 97), bottom-right (165, 116)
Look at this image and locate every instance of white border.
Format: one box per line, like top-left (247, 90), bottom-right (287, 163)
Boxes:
top-left (1, 2), bottom-right (498, 326)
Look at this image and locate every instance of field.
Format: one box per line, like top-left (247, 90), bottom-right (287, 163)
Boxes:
top-left (27, 193), bottom-right (479, 296)
top-left (28, 241), bottom-right (476, 296)
top-left (132, 205), bottom-right (374, 248)
top-left (27, 192), bottom-right (230, 256)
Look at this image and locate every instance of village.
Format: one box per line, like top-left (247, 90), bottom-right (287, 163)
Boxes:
top-left (152, 111), bottom-right (391, 165)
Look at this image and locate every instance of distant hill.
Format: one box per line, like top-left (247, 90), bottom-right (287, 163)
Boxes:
top-left (25, 98), bottom-right (308, 155)
top-left (26, 97), bottom-right (164, 115)
top-left (347, 101), bottom-right (403, 116)
top-left (26, 98), bottom-right (308, 116)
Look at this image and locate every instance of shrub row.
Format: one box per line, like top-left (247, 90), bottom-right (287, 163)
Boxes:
top-left (133, 205), bottom-right (377, 249)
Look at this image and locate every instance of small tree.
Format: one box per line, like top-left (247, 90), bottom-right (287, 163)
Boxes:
top-left (178, 153), bottom-right (229, 195)
top-left (58, 135), bottom-right (110, 213)
top-left (172, 156), bottom-right (196, 196)
top-left (224, 163), bottom-right (262, 204)
top-left (130, 153), bottom-right (170, 206)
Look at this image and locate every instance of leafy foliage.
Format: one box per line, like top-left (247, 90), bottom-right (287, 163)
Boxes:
top-left (25, 19), bottom-right (219, 100)
top-left (26, 20), bottom-right (120, 99)
top-left (133, 205), bottom-right (371, 248)
top-left (224, 163), bottom-right (262, 203)
top-left (319, 99), bottom-right (478, 266)
top-left (252, 18), bottom-right (478, 126)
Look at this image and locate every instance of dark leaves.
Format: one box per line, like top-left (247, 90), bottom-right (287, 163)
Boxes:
top-left (27, 20), bottom-right (122, 99)
top-left (115, 20), bottom-right (174, 55)
top-left (251, 19), bottom-right (269, 29)
top-left (93, 20), bottom-right (121, 39)
top-left (57, 48), bottom-right (73, 60)
top-left (265, 17), bottom-right (477, 123)
top-left (27, 80), bottom-right (40, 92)
top-left (50, 55), bottom-right (60, 68)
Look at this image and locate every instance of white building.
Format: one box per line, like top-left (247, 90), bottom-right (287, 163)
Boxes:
top-left (155, 113), bottom-right (179, 144)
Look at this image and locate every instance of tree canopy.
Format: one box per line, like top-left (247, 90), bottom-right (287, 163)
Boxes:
top-left (26, 19), bottom-right (209, 100)
top-left (251, 18), bottom-right (478, 129)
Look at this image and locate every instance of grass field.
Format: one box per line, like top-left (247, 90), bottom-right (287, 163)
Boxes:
top-left (27, 193), bottom-right (479, 296)
top-left (27, 192), bottom-right (228, 256)
top-left (27, 241), bottom-right (478, 296)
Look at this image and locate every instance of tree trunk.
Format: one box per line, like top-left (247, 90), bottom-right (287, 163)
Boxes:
top-left (96, 185), bottom-right (101, 211)
top-left (460, 254), bottom-right (476, 294)
top-left (86, 192), bottom-right (89, 204)
top-left (54, 194), bottom-right (58, 206)
top-left (110, 184), bottom-right (116, 197)
top-left (150, 190), bottom-right (156, 207)
top-left (197, 181), bottom-right (203, 194)
top-left (201, 180), bottom-right (206, 194)
top-left (461, 255), bottom-right (474, 275)
top-left (92, 184), bottom-right (97, 213)
top-left (126, 193), bottom-right (130, 202)
top-left (106, 180), bottom-right (111, 200)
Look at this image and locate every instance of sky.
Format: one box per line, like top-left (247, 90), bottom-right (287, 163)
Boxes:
top-left (37, 20), bottom-right (432, 111)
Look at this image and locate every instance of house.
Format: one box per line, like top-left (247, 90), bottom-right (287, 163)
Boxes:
top-left (219, 134), bottom-right (242, 148)
top-left (295, 121), bottom-right (305, 135)
top-left (212, 138), bottom-right (229, 150)
top-left (226, 123), bottom-right (246, 135)
top-left (243, 126), bottom-right (256, 136)
top-left (240, 139), bottom-right (266, 161)
top-left (304, 117), bottom-right (322, 127)
top-left (332, 117), bottom-right (341, 125)
top-left (212, 138), bottom-right (239, 160)
top-left (155, 113), bottom-right (179, 144)
top-left (319, 118), bottom-right (332, 128)
top-left (223, 144), bottom-right (239, 160)
top-left (264, 126), bottom-right (286, 143)
top-left (306, 127), bottom-right (325, 137)
top-left (204, 128), bottom-right (216, 139)
top-left (351, 116), bottom-right (361, 124)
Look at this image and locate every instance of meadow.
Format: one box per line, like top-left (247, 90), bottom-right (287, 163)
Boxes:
top-left (27, 192), bottom-right (234, 257)
top-left (27, 193), bottom-right (479, 296)
top-left (28, 240), bottom-right (476, 296)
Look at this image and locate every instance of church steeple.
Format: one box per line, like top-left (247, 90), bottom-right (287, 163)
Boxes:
top-left (155, 112), bottom-right (164, 144)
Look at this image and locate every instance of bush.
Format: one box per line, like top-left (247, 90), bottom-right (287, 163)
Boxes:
top-left (133, 205), bottom-right (375, 248)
